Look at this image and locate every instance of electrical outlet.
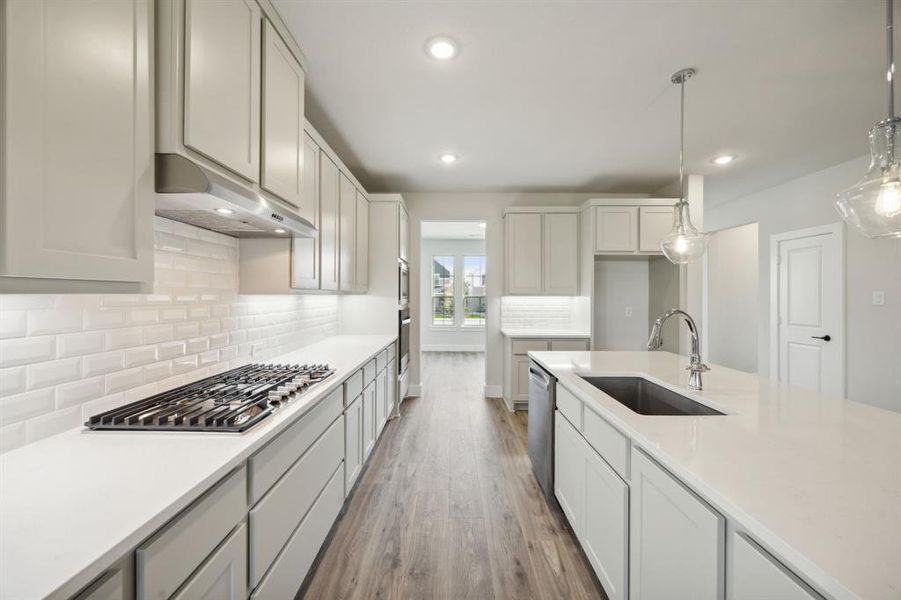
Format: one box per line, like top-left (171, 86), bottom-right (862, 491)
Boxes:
top-left (251, 342), bottom-right (265, 357)
top-left (625, 306), bottom-right (633, 317)
top-left (872, 291), bottom-right (886, 306)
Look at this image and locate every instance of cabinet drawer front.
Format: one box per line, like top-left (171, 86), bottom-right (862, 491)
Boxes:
top-left (556, 384), bottom-right (583, 430)
top-left (363, 358), bottom-right (377, 384)
top-left (251, 466), bottom-right (344, 600)
top-left (137, 466), bottom-right (246, 600)
top-left (248, 386), bottom-right (343, 504)
top-left (729, 532), bottom-right (819, 600)
top-left (550, 339), bottom-right (589, 351)
top-left (344, 369), bottom-right (363, 405)
top-left (376, 349), bottom-right (388, 373)
top-left (249, 417), bottom-right (344, 587)
top-left (173, 524), bottom-right (247, 600)
top-left (583, 406), bottom-right (630, 479)
top-left (511, 339), bottom-right (549, 355)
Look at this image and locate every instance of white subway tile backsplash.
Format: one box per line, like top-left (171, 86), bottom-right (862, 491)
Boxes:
top-left (0, 218), bottom-right (339, 453)
top-left (26, 358), bottom-right (82, 390)
top-left (0, 336), bottom-right (57, 368)
top-left (0, 388), bottom-right (55, 426)
top-left (26, 308), bottom-right (82, 336)
top-left (58, 331), bottom-right (105, 358)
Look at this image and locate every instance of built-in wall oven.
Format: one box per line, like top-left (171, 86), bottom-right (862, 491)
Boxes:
top-left (398, 259), bottom-right (409, 307)
top-left (398, 307), bottom-right (411, 398)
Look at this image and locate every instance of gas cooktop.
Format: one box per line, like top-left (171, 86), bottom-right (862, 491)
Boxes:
top-left (85, 363), bottom-right (335, 433)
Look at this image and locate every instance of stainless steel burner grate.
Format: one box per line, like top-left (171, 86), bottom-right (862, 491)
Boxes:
top-left (85, 363), bottom-right (335, 433)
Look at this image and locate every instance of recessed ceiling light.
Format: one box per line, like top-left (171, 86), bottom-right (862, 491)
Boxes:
top-left (215, 208), bottom-right (234, 215)
top-left (711, 154), bottom-right (737, 166)
top-left (439, 153), bottom-right (458, 165)
top-left (274, 228), bottom-right (286, 234)
top-left (427, 37), bottom-right (457, 60)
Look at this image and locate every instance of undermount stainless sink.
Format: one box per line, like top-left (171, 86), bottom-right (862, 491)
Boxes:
top-left (579, 376), bottom-right (724, 416)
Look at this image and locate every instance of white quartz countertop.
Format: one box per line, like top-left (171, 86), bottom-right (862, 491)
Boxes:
top-left (501, 328), bottom-right (590, 339)
top-left (0, 334), bottom-right (396, 600)
top-left (529, 350), bottom-right (901, 600)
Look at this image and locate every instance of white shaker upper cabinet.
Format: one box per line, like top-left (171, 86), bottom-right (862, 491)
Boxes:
top-left (183, 0), bottom-right (261, 181)
top-left (338, 173), bottom-right (357, 292)
top-left (506, 212), bottom-right (544, 294)
top-left (399, 205), bottom-right (410, 263)
top-left (319, 153), bottom-right (341, 291)
top-left (291, 133), bottom-right (320, 289)
top-left (543, 212), bottom-right (580, 295)
top-left (261, 19), bottom-right (305, 208)
top-left (638, 207), bottom-right (673, 254)
top-left (594, 207), bottom-right (639, 253)
top-left (355, 190), bottom-right (370, 291)
top-left (630, 448), bottom-right (724, 600)
top-left (1, 0), bottom-right (154, 283)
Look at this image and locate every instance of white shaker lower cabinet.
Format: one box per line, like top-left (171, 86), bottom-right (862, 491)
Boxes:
top-left (75, 565), bottom-right (131, 600)
top-left (344, 394), bottom-right (364, 495)
top-left (386, 359), bottom-right (397, 416)
top-left (362, 382), bottom-right (376, 460)
top-left (729, 531), bottom-right (820, 600)
top-left (172, 524), bottom-right (247, 600)
top-left (376, 369), bottom-right (387, 435)
top-left (583, 444), bottom-right (629, 600)
top-left (629, 448), bottom-right (725, 600)
top-left (554, 412), bottom-right (585, 530)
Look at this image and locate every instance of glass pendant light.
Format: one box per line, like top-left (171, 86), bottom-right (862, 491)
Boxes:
top-left (835, 0), bottom-right (901, 238)
top-left (661, 68), bottom-right (709, 264)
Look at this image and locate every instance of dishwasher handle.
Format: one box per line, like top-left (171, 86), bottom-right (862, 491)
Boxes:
top-left (529, 366), bottom-right (550, 391)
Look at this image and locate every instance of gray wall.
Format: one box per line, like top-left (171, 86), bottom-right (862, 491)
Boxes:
top-left (593, 258), bottom-right (650, 350)
top-left (420, 237), bottom-right (486, 351)
top-left (706, 156), bottom-right (901, 411)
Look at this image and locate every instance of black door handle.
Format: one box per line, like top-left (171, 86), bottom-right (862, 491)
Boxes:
top-left (811, 334), bottom-right (831, 342)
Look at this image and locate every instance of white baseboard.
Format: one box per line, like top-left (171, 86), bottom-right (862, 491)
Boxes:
top-left (407, 383), bottom-right (423, 397)
top-left (502, 395), bottom-right (515, 412)
top-left (421, 344), bottom-right (486, 352)
top-left (483, 384), bottom-right (503, 398)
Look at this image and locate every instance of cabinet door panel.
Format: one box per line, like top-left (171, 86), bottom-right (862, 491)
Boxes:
top-left (184, 0), bottom-right (260, 181)
top-left (399, 206), bottom-right (410, 263)
top-left (355, 191), bottom-right (369, 291)
top-left (338, 173), bottom-right (357, 291)
top-left (630, 449), bottom-right (724, 600)
top-left (514, 356), bottom-right (532, 401)
top-left (261, 20), bottom-right (304, 207)
top-left (594, 207), bottom-right (638, 253)
top-left (376, 370), bottom-right (387, 436)
top-left (291, 133), bottom-right (320, 289)
top-left (506, 213), bottom-right (543, 294)
top-left (344, 395), bottom-right (363, 495)
top-left (543, 213), bottom-right (579, 294)
top-left (386, 359), bottom-right (397, 416)
top-left (2, 0), bottom-right (153, 282)
top-left (639, 207), bottom-right (673, 253)
top-left (729, 531), bottom-right (818, 600)
top-left (319, 153), bottom-right (340, 291)
top-left (362, 383), bottom-right (375, 459)
top-left (172, 524), bottom-right (246, 600)
top-left (554, 412), bottom-right (585, 532)
top-left (583, 445), bottom-right (629, 600)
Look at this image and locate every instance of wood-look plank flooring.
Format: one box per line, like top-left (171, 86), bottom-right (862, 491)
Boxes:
top-left (302, 351), bottom-right (605, 600)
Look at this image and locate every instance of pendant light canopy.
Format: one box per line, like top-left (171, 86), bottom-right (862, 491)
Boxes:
top-left (661, 68), bottom-right (708, 264)
top-left (835, 0), bottom-right (901, 238)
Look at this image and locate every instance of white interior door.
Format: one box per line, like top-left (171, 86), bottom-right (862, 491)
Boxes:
top-left (774, 225), bottom-right (844, 396)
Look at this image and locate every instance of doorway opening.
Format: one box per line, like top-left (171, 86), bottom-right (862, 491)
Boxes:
top-left (419, 221), bottom-right (487, 356)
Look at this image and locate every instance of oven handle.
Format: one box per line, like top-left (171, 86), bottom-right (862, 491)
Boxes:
top-left (401, 318), bottom-right (412, 325)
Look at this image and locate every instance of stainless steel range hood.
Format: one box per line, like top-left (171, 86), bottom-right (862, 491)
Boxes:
top-left (154, 153), bottom-right (317, 238)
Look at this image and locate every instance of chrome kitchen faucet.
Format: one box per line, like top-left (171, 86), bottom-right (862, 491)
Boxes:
top-left (647, 308), bottom-right (710, 391)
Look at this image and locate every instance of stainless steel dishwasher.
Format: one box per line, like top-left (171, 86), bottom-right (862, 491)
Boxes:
top-left (527, 360), bottom-right (557, 505)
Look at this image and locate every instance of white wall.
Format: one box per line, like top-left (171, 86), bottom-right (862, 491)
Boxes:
top-left (706, 156), bottom-right (901, 411)
top-left (593, 258), bottom-right (650, 350)
top-left (0, 218), bottom-right (340, 454)
top-left (420, 238), bottom-right (486, 351)
top-left (705, 222), bottom-right (759, 373)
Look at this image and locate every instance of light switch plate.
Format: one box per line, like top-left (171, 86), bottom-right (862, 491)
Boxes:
top-left (872, 291), bottom-right (886, 306)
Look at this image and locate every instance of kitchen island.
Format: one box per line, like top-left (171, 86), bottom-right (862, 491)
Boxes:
top-left (531, 350), bottom-right (901, 600)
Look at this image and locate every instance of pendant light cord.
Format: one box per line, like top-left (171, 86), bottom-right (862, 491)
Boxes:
top-left (888, 0), bottom-right (895, 119)
top-left (679, 76), bottom-right (686, 204)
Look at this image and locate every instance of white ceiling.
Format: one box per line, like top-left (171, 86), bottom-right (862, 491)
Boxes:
top-left (421, 221), bottom-right (486, 239)
top-left (276, 0), bottom-right (889, 206)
